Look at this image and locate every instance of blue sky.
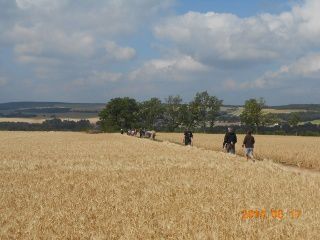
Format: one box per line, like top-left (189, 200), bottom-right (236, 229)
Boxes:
top-left (0, 0), bottom-right (319, 105)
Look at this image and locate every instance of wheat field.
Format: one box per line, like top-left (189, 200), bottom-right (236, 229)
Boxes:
top-left (0, 132), bottom-right (320, 239)
top-left (157, 133), bottom-right (320, 170)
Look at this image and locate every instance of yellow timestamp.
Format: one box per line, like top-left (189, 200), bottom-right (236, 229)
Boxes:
top-left (242, 209), bottom-right (302, 220)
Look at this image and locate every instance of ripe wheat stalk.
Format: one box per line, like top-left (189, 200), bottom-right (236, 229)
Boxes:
top-left (0, 132), bottom-right (319, 239)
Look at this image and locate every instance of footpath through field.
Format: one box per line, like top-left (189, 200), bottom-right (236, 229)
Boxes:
top-left (157, 133), bottom-right (320, 170)
top-left (152, 134), bottom-right (320, 176)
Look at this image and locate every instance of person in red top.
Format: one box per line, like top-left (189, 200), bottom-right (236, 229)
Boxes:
top-left (242, 130), bottom-right (255, 161)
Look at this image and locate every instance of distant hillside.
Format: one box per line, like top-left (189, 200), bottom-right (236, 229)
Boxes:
top-left (0, 102), bottom-right (105, 111)
top-left (267, 104), bottom-right (320, 111)
top-left (0, 102), bottom-right (105, 119)
top-left (1, 102), bottom-right (319, 124)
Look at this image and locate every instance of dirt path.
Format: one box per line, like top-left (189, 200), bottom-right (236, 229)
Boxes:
top-left (269, 161), bottom-right (320, 176)
top-left (153, 138), bottom-right (320, 176)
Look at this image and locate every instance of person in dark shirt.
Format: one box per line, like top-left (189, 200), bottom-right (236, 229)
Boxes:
top-left (139, 128), bottom-right (145, 138)
top-left (223, 127), bottom-right (237, 154)
top-left (183, 129), bottom-right (193, 146)
top-left (242, 130), bottom-right (255, 160)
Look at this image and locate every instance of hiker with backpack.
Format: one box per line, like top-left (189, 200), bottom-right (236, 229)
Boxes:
top-left (223, 127), bottom-right (237, 154)
top-left (242, 130), bottom-right (255, 160)
top-left (183, 129), bottom-right (193, 146)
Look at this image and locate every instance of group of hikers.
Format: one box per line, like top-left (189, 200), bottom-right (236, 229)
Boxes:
top-left (121, 126), bottom-right (255, 161)
top-left (183, 127), bottom-right (255, 161)
top-left (121, 128), bottom-right (156, 140)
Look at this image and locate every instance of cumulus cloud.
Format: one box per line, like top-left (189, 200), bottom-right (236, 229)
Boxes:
top-left (129, 55), bottom-right (208, 82)
top-left (1, 0), bottom-right (320, 104)
top-left (154, 0), bottom-right (320, 65)
top-left (0, 0), bottom-right (176, 102)
top-left (68, 71), bottom-right (123, 88)
top-left (2, 0), bottom-right (175, 63)
top-left (242, 53), bottom-right (320, 89)
top-left (9, 24), bottom-right (95, 59)
top-left (15, 0), bottom-right (66, 10)
top-left (105, 41), bottom-right (136, 61)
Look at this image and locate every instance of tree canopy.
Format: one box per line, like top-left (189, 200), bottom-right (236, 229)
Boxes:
top-left (99, 97), bottom-right (139, 132)
top-left (240, 98), bottom-right (265, 132)
top-left (99, 92), bottom-right (222, 132)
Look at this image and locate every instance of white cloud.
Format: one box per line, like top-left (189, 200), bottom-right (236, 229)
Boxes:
top-left (1, 0), bottom-right (320, 104)
top-left (240, 53), bottom-right (320, 89)
top-left (15, 0), bottom-right (66, 10)
top-left (9, 24), bottom-right (95, 59)
top-left (288, 54), bottom-right (320, 76)
top-left (105, 41), bottom-right (136, 61)
top-left (2, 0), bottom-right (176, 65)
top-left (154, 0), bottom-right (320, 65)
top-left (223, 79), bottom-right (238, 91)
top-left (69, 71), bottom-right (123, 88)
top-left (129, 55), bottom-right (208, 82)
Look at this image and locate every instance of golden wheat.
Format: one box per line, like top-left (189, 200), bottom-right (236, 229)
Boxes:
top-left (0, 132), bottom-right (319, 239)
top-left (157, 133), bottom-right (320, 170)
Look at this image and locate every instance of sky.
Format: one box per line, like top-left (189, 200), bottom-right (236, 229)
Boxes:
top-left (0, 0), bottom-right (320, 105)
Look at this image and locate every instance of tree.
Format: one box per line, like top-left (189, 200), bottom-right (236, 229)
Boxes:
top-left (288, 113), bottom-right (301, 127)
top-left (99, 97), bottom-right (139, 132)
top-left (178, 103), bottom-right (197, 129)
top-left (165, 95), bottom-right (183, 131)
top-left (138, 98), bottom-right (164, 129)
top-left (288, 113), bottom-right (301, 136)
top-left (190, 91), bottom-right (222, 132)
top-left (262, 113), bottom-right (279, 126)
top-left (240, 98), bottom-right (265, 133)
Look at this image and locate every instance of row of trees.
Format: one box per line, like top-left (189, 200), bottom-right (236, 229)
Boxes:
top-left (98, 91), bottom-right (223, 132)
top-left (98, 94), bottom-right (308, 133)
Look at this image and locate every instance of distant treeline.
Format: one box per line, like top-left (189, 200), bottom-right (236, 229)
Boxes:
top-left (97, 93), bottom-right (320, 136)
top-left (0, 120), bottom-right (319, 136)
top-left (0, 119), bottom-right (92, 131)
top-left (276, 112), bottom-right (320, 122)
top-left (1, 98), bottom-right (320, 136)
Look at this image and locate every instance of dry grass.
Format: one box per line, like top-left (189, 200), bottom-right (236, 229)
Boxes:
top-left (157, 133), bottom-right (320, 170)
top-left (0, 132), bottom-right (320, 239)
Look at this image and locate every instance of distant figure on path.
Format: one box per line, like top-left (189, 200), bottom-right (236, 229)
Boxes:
top-left (145, 130), bottom-right (156, 140)
top-left (242, 131), bottom-right (255, 160)
top-left (120, 129), bottom-right (124, 134)
top-left (183, 129), bottom-right (193, 146)
top-left (139, 128), bottom-right (145, 138)
top-left (223, 127), bottom-right (237, 154)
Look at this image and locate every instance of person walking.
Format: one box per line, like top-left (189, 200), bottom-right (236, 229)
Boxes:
top-left (183, 129), bottom-right (193, 146)
top-left (242, 130), bottom-right (255, 160)
top-left (139, 128), bottom-right (144, 138)
top-left (223, 127), bottom-right (237, 154)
